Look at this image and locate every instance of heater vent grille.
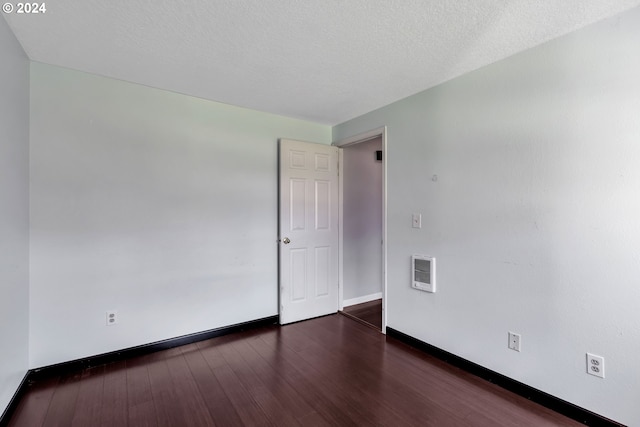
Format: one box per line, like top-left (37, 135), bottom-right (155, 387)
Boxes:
top-left (412, 255), bottom-right (436, 293)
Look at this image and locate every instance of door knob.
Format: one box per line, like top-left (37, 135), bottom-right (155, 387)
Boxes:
top-left (283, 237), bottom-right (291, 244)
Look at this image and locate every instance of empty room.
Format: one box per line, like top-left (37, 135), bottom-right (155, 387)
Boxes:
top-left (1, 1), bottom-right (640, 426)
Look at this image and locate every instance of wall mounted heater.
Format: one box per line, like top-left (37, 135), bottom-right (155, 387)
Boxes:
top-left (412, 255), bottom-right (436, 293)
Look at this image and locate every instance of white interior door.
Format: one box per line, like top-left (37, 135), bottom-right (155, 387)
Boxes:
top-left (279, 139), bottom-right (339, 324)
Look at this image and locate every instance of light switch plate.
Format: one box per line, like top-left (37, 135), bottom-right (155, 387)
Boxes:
top-left (412, 213), bottom-right (421, 228)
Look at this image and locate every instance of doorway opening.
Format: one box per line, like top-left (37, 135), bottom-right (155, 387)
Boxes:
top-left (341, 299), bottom-right (382, 330)
top-left (334, 127), bottom-right (387, 332)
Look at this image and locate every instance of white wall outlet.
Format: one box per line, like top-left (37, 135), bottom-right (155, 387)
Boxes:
top-left (508, 332), bottom-right (521, 352)
top-left (586, 353), bottom-right (605, 378)
top-left (106, 310), bottom-right (118, 326)
top-left (412, 213), bottom-right (422, 228)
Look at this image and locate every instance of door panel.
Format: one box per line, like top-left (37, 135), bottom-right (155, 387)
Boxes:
top-left (291, 249), bottom-right (307, 301)
top-left (279, 139), bottom-right (339, 324)
top-left (290, 179), bottom-right (306, 230)
top-left (315, 246), bottom-right (330, 296)
top-left (315, 180), bottom-right (330, 229)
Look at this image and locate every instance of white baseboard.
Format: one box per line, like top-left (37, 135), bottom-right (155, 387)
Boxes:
top-left (343, 292), bottom-right (382, 308)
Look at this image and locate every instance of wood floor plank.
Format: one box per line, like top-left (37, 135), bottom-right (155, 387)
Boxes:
top-left (248, 332), bottom-right (361, 427)
top-left (197, 337), bottom-right (273, 427)
top-left (7, 376), bottom-right (59, 427)
top-left (146, 354), bottom-right (186, 427)
top-left (288, 320), bottom-right (461, 426)
top-left (311, 315), bottom-right (476, 418)
top-left (217, 339), bottom-right (300, 427)
top-left (70, 365), bottom-right (105, 426)
top-left (126, 355), bottom-right (158, 427)
top-left (41, 371), bottom-right (82, 427)
top-left (162, 346), bottom-right (215, 427)
top-left (146, 347), bottom-right (214, 427)
top-left (295, 410), bottom-right (333, 427)
top-left (100, 361), bottom-right (128, 427)
top-left (258, 327), bottom-right (411, 426)
top-left (230, 336), bottom-right (317, 422)
top-left (180, 343), bottom-right (244, 427)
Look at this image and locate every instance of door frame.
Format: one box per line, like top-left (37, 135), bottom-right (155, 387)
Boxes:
top-left (333, 126), bottom-right (388, 333)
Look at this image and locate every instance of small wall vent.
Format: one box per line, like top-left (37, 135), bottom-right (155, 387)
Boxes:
top-left (412, 255), bottom-right (436, 293)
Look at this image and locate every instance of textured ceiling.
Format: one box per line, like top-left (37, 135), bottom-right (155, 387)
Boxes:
top-left (4, 0), bottom-right (640, 124)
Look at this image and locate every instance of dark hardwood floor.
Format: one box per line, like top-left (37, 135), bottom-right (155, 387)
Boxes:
top-left (341, 299), bottom-right (382, 330)
top-left (7, 314), bottom-right (582, 426)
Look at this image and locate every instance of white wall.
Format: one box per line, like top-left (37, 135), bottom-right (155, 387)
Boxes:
top-left (0, 17), bottom-right (30, 416)
top-left (343, 137), bottom-right (383, 302)
top-left (334, 7), bottom-right (640, 425)
top-left (29, 62), bottom-right (331, 368)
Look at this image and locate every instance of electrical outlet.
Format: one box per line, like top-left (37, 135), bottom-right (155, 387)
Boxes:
top-left (586, 353), bottom-right (605, 378)
top-left (106, 310), bottom-right (118, 326)
top-left (508, 332), bottom-right (521, 352)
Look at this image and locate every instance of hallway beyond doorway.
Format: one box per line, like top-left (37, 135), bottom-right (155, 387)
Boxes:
top-left (340, 299), bottom-right (382, 330)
